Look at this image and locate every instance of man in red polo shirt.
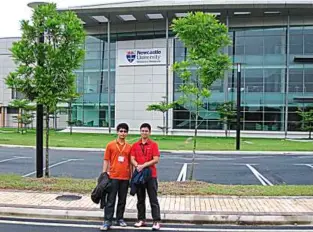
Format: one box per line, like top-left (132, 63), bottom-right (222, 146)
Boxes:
top-left (130, 123), bottom-right (161, 231)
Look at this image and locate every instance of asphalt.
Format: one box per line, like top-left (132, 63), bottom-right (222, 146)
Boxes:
top-left (1, 217), bottom-right (313, 232)
top-left (1, 147), bottom-right (313, 185)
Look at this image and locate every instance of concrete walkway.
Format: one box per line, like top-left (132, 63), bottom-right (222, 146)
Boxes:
top-left (1, 190), bottom-right (313, 225)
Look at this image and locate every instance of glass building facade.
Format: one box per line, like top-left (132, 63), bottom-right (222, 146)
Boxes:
top-left (70, 10), bottom-right (313, 133)
top-left (71, 30), bottom-right (167, 128)
top-left (72, 35), bottom-right (116, 128)
top-left (173, 21), bottom-right (313, 132)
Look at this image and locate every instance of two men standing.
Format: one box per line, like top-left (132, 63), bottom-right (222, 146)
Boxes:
top-left (101, 123), bottom-right (161, 231)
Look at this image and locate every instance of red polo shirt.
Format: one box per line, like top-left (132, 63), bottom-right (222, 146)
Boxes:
top-left (130, 139), bottom-right (160, 178)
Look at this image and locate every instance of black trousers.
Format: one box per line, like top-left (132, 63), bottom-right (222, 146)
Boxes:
top-left (136, 178), bottom-right (161, 222)
top-left (104, 179), bottom-right (129, 222)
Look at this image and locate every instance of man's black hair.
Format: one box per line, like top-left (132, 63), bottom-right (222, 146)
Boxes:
top-left (140, 123), bottom-right (151, 131)
top-left (117, 123), bottom-right (129, 132)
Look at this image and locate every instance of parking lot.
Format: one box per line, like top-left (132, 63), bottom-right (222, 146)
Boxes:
top-left (1, 147), bottom-right (313, 185)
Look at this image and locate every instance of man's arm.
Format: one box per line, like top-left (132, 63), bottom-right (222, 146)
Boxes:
top-left (136, 156), bottom-right (159, 172)
top-left (144, 156), bottom-right (159, 167)
top-left (103, 144), bottom-right (111, 173)
top-left (137, 143), bottom-right (160, 172)
top-left (103, 160), bottom-right (109, 173)
top-left (130, 156), bottom-right (138, 168)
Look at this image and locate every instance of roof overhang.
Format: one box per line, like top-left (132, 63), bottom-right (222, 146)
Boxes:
top-left (58, 0), bottom-right (313, 26)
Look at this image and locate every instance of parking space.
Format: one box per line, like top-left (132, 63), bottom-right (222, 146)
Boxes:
top-left (193, 162), bottom-right (261, 185)
top-left (253, 163), bottom-right (313, 185)
top-left (0, 151), bottom-right (34, 176)
top-left (1, 147), bottom-right (313, 185)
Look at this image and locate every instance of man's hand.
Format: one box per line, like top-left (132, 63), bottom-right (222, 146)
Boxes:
top-left (136, 164), bottom-right (145, 172)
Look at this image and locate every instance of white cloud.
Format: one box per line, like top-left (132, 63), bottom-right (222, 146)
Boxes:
top-left (0, 0), bottom-right (111, 38)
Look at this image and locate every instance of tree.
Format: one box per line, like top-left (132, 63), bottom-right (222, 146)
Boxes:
top-left (64, 92), bottom-right (80, 135)
top-left (9, 99), bottom-right (35, 134)
top-left (217, 101), bottom-right (236, 137)
top-left (297, 107), bottom-right (313, 139)
top-left (5, 3), bottom-right (85, 177)
top-left (172, 12), bottom-right (231, 180)
top-left (146, 98), bottom-right (176, 135)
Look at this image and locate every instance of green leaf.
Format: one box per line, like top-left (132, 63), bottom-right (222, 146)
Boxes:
top-left (5, 2), bottom-right (85, 110)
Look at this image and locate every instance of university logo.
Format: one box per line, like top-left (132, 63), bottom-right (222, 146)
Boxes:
top-left (126, 50), bottom-right (136, 63)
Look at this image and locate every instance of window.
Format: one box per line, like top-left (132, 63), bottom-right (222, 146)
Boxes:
top-left (7, 107), bottom-right (19, 114)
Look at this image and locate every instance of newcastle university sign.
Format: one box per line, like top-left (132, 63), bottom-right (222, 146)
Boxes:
top-left (118, 48), bottom-right (166, 66)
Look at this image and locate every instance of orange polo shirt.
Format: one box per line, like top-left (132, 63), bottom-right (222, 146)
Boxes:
top-left (104, 140), bottom-right (132, 180)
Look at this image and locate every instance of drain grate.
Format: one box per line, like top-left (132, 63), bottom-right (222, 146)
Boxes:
top-left (56, 194), bottom-right (82, 201)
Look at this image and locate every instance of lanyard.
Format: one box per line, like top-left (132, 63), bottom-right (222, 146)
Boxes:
top-left (116, 140), bottom-right (126, 155)
top-left (140, 143), bottom-right (148, 162)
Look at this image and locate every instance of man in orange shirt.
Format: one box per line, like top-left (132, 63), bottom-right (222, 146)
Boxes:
top-left (101, 123), bottom-right (132, 231)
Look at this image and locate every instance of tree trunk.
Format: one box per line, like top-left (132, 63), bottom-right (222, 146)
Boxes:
top-left (189, 111), bottom-right (198, 181)
top-left (310, 130), bottom-right (312, 140)
top-left (17, 108), bottom-right (21, 133)
top-left (162, 112), bottom-right (166, 136)
top-left (20, 109), bottom-right (24, 134)
top-left (54, 111), bottom-right (57, 130)
top-left (45, 107), bottom-right (50, 178)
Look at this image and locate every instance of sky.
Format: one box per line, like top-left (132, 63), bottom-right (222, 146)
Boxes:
top-left (0, 0), bottom-right (123, 38)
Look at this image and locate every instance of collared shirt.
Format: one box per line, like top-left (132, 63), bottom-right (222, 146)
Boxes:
top-left (130, 139), bottom-right (160, 178)
top-left (104, 140), bottom-right (132, 180)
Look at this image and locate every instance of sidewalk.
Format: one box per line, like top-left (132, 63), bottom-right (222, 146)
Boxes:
top-left (1, 190), bottom-right (313, 225)
top-left (1, 144), bottom-right (313, 155)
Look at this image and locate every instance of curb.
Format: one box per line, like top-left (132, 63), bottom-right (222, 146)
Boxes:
top-left (0, 206), bottom-right (313, 225)
top-left (0, 144), bottom-right (312, 155)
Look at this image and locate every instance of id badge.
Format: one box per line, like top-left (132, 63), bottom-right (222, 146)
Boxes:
top-left (118, 156), bottom-right (125, 163)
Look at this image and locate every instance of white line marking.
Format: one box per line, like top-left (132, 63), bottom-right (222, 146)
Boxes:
top-left (305, 164), bottom-right (313, 169)
top-left (246, 164), bottom-right (273, 186)
top-left (0, 156), bottom-right (30, 164)
top-left (177, 163), bottom-right (188, 181)
top-left (22, 159), bottom-right (83, 177)
top-left (0, 220), bottom-right (312, 232)
top-left (294, 164), bottom-right (313, 169)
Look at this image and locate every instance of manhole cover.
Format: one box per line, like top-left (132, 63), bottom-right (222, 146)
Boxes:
top-left (56, 195), bottom-right (82, 201)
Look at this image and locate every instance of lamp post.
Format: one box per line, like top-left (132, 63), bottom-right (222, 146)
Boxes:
top-left (27, 1), bottom-right (48, 178)
top-left (236, 63), bottom-right (242, 150)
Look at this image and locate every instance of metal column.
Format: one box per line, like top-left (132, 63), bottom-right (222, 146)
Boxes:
top-left (36, 32), bottom-right (44, 178)
top-left (107, 19), bottom-right (111, 133)
top-left (224, 15), bottom-right (230, 102)
top-left (165, 14), bottom-right (169, 135)
top-left (236, 63), bottom-right (241, 150)
top-left (284, 15), bottom-right (290, 138)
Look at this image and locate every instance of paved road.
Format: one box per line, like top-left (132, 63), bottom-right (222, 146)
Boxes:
top-left (1, 147), bottom-right (313, 185)
top-left (1, 217), bottom-right (313, 232)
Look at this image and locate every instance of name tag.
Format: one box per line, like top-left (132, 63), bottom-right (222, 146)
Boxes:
top-left (118, 156), bottom-right (125, 162)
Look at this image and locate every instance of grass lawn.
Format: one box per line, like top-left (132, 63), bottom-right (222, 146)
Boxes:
top-left (1, 174), bottom-right (313, 196)
top-left (0, 128), bottom-right (313, 151)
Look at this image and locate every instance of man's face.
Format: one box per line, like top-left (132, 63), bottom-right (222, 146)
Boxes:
top-left (117, 128), bottom-right (128, 139)
top-left (140, 127), bottom-right (150, 139)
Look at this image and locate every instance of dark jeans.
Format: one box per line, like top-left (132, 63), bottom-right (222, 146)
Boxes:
top-left (104, 179), bottom-right (129, 222)
top-left (136, 178), bottom-right (161, 222)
